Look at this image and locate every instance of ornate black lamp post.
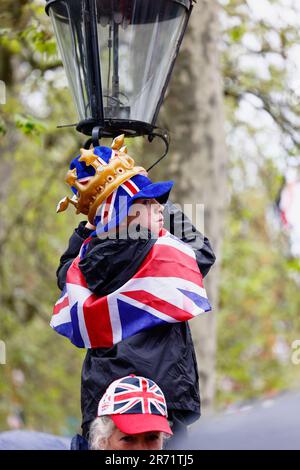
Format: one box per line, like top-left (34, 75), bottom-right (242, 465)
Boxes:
top-left (45, 0), bottom-right (194, 146)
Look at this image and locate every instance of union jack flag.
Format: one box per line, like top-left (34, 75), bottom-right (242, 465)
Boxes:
top-left (98, 375), bottom-right (167, 417)
top-left (51, 229), bottom-right (211, 348)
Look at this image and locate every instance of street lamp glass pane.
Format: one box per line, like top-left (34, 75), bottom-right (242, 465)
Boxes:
top-left (49, 1), bottom-right (94, 120)
top-left (95, 0), bottom-right (187, 124)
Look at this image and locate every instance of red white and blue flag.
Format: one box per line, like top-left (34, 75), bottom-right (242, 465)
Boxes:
top-left (51, 229), bottom-right (212, 348)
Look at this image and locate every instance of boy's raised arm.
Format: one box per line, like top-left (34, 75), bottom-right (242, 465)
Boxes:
top-left (56, 221), bottom-right (93, 290)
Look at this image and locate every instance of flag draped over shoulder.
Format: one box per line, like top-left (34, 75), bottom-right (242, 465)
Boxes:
top-left (51, 229), bottom-right (211, 348)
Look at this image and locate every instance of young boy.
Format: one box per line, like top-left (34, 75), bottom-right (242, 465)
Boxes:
top-left (53, 136), bottom-right (216, 449)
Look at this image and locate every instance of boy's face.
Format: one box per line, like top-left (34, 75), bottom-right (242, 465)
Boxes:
top-left (126, 198), bottom-right (165, 236)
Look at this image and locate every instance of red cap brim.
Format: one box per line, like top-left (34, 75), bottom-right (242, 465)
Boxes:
top-left (111, 414), bottom-right (173, 436)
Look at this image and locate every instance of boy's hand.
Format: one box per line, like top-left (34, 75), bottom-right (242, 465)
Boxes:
top-left (86, 221), bottom-right (96, 230)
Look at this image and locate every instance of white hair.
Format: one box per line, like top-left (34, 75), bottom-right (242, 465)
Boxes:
top-left (89, 416), bottom-right (116, 450)
top-left (88, 415), bottom-right (171, 450)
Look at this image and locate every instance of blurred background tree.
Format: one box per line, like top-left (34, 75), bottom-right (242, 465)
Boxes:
top-left (216, 0), bottom-right (300, 408)
top-left (0, 0), bottom-right (300, 435)
top-left (0, 0), bottom-right (85, 434)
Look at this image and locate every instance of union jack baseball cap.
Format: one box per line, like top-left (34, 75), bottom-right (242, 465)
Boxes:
top-left (69, 146), bottom-right (173, 233)
top-left (97, 375), bottom-right (173, 435)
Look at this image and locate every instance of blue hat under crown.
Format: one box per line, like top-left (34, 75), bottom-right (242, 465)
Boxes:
top-left (56, 135), bottom-right (173, 233)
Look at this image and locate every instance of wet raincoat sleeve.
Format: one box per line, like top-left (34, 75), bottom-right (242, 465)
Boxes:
top-left (56, 221), bottom-right (94, 290)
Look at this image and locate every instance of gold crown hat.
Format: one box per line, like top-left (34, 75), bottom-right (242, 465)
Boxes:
top-left (57, 135), bottom-right (146, 224)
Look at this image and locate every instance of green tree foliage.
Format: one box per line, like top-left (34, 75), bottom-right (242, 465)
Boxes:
top-left (0, 0), bottom-right (85, 434)
top-left (217, 0), bottom-right (300, 408)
